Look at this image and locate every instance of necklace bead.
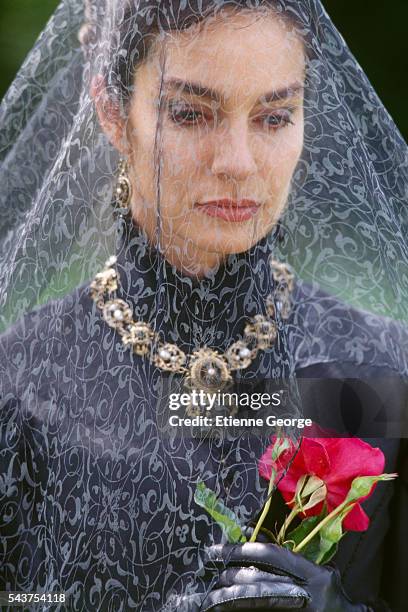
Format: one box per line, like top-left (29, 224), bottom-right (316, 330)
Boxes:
top-left (90, 255), bottom-right (294, 391)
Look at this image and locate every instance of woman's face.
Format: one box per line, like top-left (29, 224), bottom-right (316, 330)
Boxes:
top-left (115, 10), bottom-right (304, 275)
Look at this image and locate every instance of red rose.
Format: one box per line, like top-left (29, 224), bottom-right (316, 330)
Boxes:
top-left (259, 433), bottom-right (385, 532)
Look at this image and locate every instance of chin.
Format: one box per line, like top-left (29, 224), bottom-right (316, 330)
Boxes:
top-left (190, 230), bottom-right (267, 256)
top-left (203, 221), bottom-right (275, 253)
top-left (188, 208), bottom-right (278, 252)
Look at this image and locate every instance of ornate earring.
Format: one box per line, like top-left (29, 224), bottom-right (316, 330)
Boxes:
top-left (276, 220), bottom-right (286, 244)
top-left (112, 158), bottom-right (132, 216)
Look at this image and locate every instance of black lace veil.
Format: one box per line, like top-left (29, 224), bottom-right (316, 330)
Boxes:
top-left (0, 1), bottom-right (407, 609)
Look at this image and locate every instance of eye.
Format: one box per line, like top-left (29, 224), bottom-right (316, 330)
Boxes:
top-left (168, 101), bottom-right (211, 127)
top-left (255, 108), bottom-right (295, 129)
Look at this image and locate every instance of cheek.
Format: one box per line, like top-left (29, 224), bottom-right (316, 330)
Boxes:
top-left (160, 129), bottom-right (212, 212)
top-left (257, 126), bottom-right (303, 193)
top-left (162, 127), bottom-right (208, 178)
top-left (127, 118), bottom-right (157, 196)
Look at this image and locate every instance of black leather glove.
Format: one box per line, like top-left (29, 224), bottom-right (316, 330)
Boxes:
top-left (172, 543), bottom-right (374, 612)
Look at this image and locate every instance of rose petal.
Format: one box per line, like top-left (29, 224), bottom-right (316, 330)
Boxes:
top-left (325, 439), bottom-right (385, 485)
top-left (343, 503), bottom-right (370, 532)
top-left (258, 434), bottom-right (386, 535)
top-left (259, 437), bottom-right (300, 482)
top-left (301, 438), bottom-right (331, 476)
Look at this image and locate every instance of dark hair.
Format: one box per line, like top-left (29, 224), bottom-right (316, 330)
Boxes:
top-left (81, 0), bottom-right (313, 104)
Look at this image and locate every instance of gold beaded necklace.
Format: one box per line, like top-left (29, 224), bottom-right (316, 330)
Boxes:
top-left (90, 255), bottom-right (294, 394)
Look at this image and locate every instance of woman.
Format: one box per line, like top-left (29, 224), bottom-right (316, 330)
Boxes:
top-left (0, 0), bottom-right (407, 610)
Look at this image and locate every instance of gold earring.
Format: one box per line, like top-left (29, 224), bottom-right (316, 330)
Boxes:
top-left (113, 158), bottom-right (132, 215)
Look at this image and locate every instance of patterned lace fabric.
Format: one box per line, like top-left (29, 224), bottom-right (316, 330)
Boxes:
top-left (0, 0), bottom-right (407, 609)
top-left (0, 226), bottom-right (406, 608)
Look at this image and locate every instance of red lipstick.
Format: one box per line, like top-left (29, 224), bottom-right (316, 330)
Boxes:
top-left (195, 199), bottom-right (261, 222)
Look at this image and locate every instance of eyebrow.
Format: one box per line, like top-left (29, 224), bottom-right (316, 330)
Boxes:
top-left (163, 77), bottom-right (304, 104)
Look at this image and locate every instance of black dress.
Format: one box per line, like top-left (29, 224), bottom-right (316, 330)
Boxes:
top-left (0, 221), bottom-right (407, 611)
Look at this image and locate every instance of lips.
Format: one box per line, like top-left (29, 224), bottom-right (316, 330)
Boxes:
top-left (195, 199), bottom-right (261, 222)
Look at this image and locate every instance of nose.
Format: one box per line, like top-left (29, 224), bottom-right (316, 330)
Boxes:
top-left (211, 118), bottom-right (257, 180)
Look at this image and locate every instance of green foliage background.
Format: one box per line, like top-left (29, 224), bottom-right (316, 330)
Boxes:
top-left (1, 0), bottom-right (407, 139)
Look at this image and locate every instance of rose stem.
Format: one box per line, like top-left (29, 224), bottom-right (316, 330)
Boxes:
top-left (293, 499), bottom-right (355, 553)
top-left (277, 505), bottom-right (300, 544)
top-left (249, 467), bottom-right (276, 543)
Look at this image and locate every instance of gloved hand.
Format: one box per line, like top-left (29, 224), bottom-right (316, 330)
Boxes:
top-left (172, 542), bottom-right (375, 612)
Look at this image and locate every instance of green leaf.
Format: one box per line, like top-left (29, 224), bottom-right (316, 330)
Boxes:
top-left (292, 530), bottom-right (336, 565)
top-left (285, 514), bottom-right (324, 548)
top-left (300, 536), bottom-right (323, 563)
top-left (285, 528), bottom-right (321, 562)
top-left (313, 513), bottom-right (344, 564)
top-left (194, 481), bottom-right (247, 544)
top-left (317, 542), bottom-right (338, 565)
top-left (285, 509), bottom-right (339, 565)
top-left (321, 512), bottom-right (344, 543)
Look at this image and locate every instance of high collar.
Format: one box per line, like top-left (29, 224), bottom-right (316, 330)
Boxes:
top-left (113, 216), bottom-right (281, 355)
